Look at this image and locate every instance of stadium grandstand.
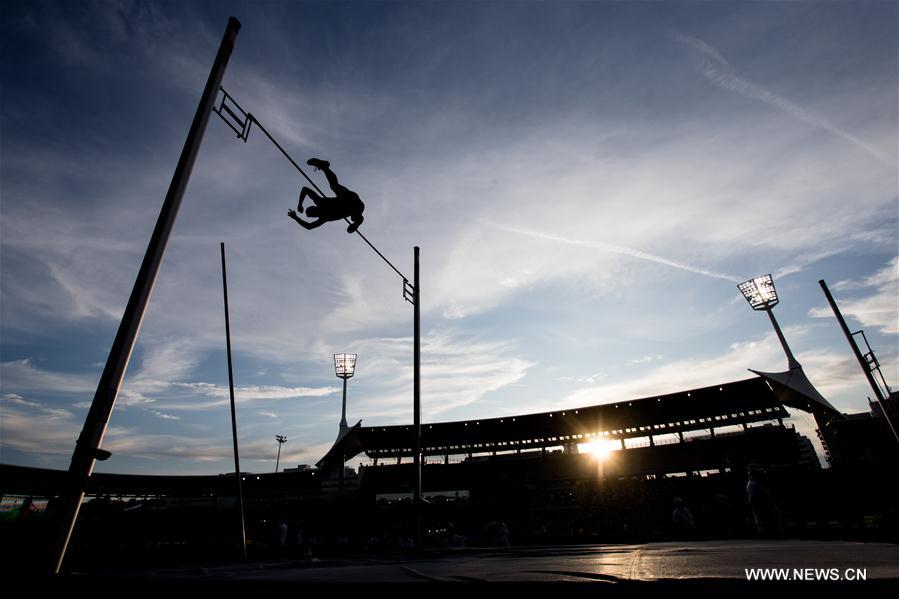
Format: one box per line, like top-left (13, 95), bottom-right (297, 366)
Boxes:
top-left (2, 371), bottom-right (896, 569)
top-left (319, 376), bottom-right (795, 470)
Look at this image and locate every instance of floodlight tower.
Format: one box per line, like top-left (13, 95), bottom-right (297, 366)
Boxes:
top-left (738, 273), bottom-right (843, 462)
top-left (334, 353), bottom-right (357, 432)
top-left (275, 434), bottom-right (287, 472)
top-left (738, 274), bottom-right (800, 370)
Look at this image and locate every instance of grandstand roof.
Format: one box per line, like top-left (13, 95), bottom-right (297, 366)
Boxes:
top-left (749, 367), bottom-right (842, 418)
top-left (318, 377), bottom-right (789, 468)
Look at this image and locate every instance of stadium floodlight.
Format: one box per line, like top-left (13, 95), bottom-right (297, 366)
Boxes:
top-left (738, 274), bottom-right (779, 311)
top-left (275, 434), bottom-right (287, 472)
top-left (738, 274), bottom-right (799, 370)
top-left (334, 353), bottom-right (357, 379)
top-left (334, 354), bottom-right (357, 430)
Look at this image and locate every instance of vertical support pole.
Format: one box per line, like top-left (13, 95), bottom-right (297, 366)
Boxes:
top-left (413, 246), bottom-right (422, 548)
top-left (819, 280), bottom-right (899, 442)
top-left (222, 243), bottom-right (248, 559)
top-left (766, 308), bottom-right (800, 370)
top-left (340, 377), bottom-right (348, 428)
top-left (275, 442), bottom-right (282, 473)
top-left (49, 17), bottom-right (241, 575)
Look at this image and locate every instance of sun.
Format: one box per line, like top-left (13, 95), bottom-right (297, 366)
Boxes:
top-left (579, 439), bottom-right (619, 461)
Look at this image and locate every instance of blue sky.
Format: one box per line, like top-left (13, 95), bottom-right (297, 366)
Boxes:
top-left (1, 0), bottom-right (896, 475)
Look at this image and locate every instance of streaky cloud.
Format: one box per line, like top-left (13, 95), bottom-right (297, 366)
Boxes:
top-left (0, 359), bottom-right (98, 394)
top-left (483, 221), bottom-right (742, 283)
top-left (809, 256), bottom-right (898, 334)
top-left (670, 30), bottom-right (892, 166)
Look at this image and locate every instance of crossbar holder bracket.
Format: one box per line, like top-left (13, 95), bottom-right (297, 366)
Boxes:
top-left (214, 87), bottom-right (253, 142)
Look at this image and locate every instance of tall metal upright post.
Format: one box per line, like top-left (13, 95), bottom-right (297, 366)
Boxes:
top-left (333, 353), bottom-right (356, 432)
top-left (413, 246), bottom-right (422, 548)
top-left (341, 377), bottom-right (348, 428)
top-left (221, 243), bottom-right (248, 558)
top-left (49, 17), bottom-right (241, 575)
top-left (819, 279), bottom-right (899, 442)
top-left (766, 308), bottom-right (800, 370)
top-left (275, 435), bottom-right (287, 473)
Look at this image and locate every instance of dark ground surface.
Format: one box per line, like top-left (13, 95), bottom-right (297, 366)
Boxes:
top-left (36, 539), bottom-right (899, 595)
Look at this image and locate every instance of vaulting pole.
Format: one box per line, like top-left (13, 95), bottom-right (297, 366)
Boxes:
top-left (222, 243), bottom-right (248, 558)
top-left (49, 17), bottom-right (241, 575)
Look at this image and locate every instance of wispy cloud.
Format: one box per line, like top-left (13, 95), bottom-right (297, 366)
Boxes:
top-left (671, 30), bottom-right (892, 165)
top-left (165, 382), bottom-right (337, 405)
top-left (810, 256), bottom-right (899, 335)
top-left (1, 392), bottom-right (74, 419)
top-left (547, 327), bottom-right (859, 413)
top-left (773, 246), bottom-right (852, 280)
top-left (627, 354), bottom-right (664, 366)
top-left (343, 329), bottom-right (535, 422)
top-left (833, 256), bottom-right (899, 291)
top-left (562, 372), bottom-right (607, 385)
top-left (0, 359), bottom-right (97, 394)
top-left (484, 221), bottom-right (742, 283)
top-left (148, 409), bottom-right (180, 421)
top-left (0, 393), bottom-right (81, 456)
top-left (0, 390), bottom-right (331, 472)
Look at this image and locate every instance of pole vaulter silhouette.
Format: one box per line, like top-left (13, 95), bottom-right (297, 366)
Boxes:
top-left (288, 159), bottom-right (365, 233)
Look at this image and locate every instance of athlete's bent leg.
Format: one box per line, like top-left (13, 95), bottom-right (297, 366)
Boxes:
top-left (298, 187), bottom-right (321, 213)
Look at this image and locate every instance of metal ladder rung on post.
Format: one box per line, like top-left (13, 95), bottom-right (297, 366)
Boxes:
top-left (852, 329), bottom-right (892, 396)
top-left (863, 351), bottom-right (879, 370)
top-left (403, 279), bottom-right (416, 305)
top-left (214, 87), bottom-right (253, 142)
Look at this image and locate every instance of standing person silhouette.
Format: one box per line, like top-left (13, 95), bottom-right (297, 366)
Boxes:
top-left (288, 159), bottom-right (365, 233)
top-left (746, 464), bottom-right (782, 537)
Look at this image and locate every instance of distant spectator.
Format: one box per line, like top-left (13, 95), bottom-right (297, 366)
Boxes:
top-left (278, 516), bottom-right (288, 547)
top-left (672, 497), bottom-right (695, 533)
top-left (746, 464), bottom-right (782, 536)
top-left (486, 517), bottom-right (510, 547)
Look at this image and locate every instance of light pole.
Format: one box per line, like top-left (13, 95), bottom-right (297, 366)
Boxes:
top-left (739, 274), bottom-right (842, 433)
top-left (334, 353), bottom-right (357, 495)
top-left (334, 353), bottom-right (357, 432)
top-left (275, 434), bottom-right (287, 472)
top-left (738, 274), bottom-right (800, 370)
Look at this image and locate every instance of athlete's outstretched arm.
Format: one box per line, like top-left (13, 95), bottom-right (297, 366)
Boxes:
top-left (288, 209), bottom-right (325, 230)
